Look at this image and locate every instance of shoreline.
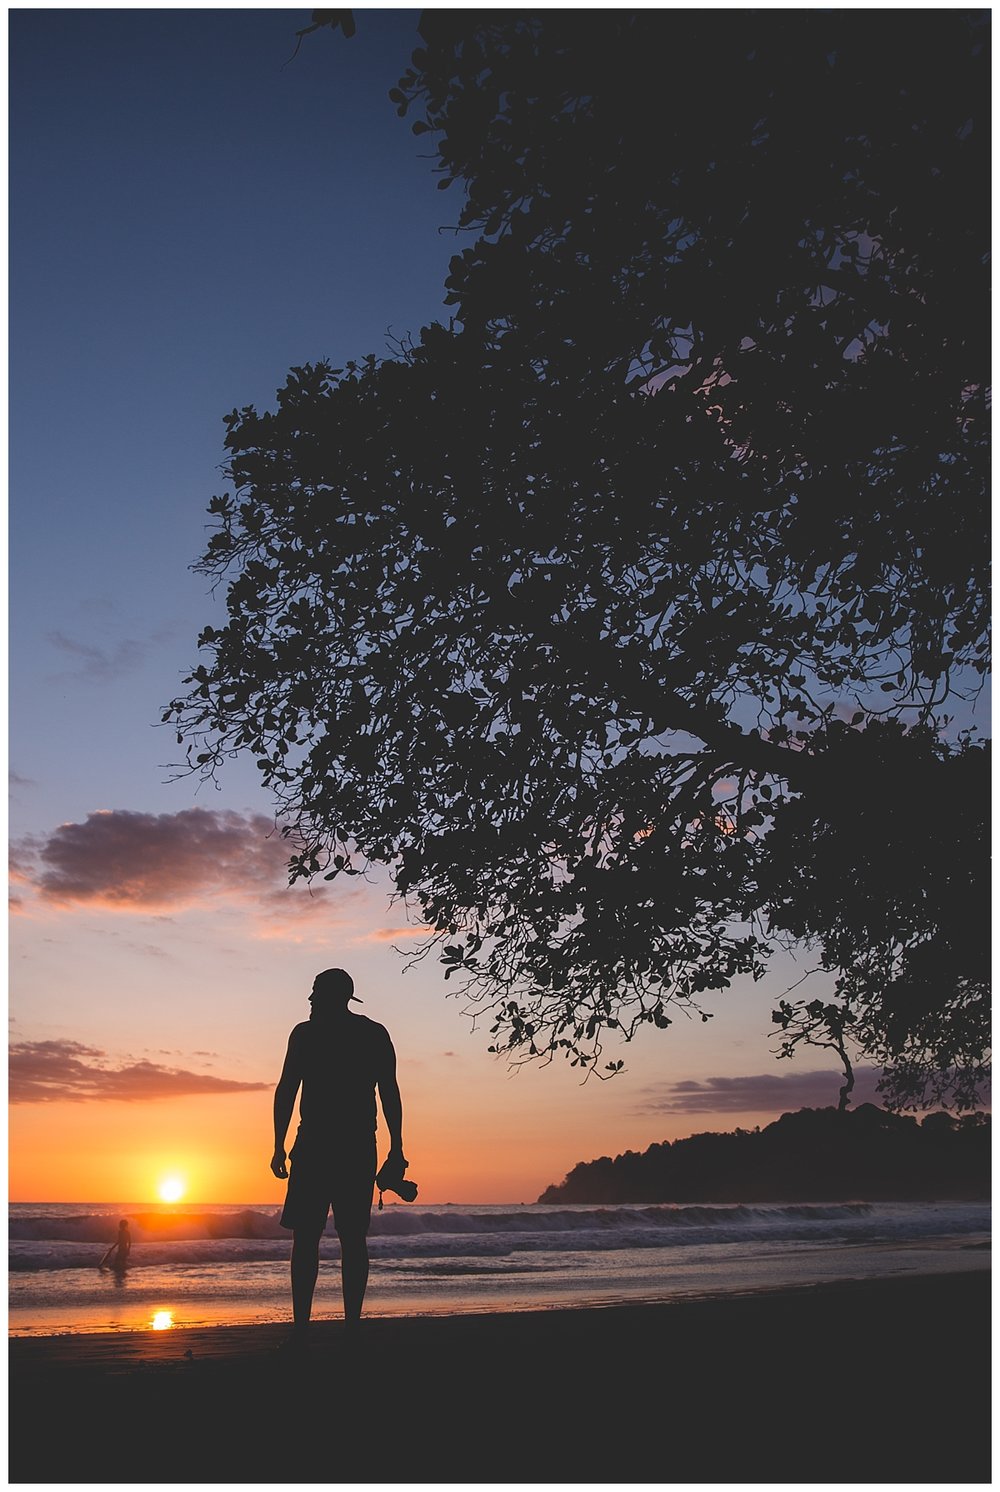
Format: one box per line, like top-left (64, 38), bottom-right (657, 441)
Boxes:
top-left (10, 1271), bottom-right (991, 1484)
top-left (7, 1240), bottom-right (991, 1344)
top-left (9, 1223), bottom-right (990, 1341)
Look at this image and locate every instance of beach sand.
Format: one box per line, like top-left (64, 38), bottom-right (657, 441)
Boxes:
top-left (9, 1271), bottom-right (990, 1485)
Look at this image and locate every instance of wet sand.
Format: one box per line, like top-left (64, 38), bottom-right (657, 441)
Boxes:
top-left (9, 1271), bottom-right (990, 1484)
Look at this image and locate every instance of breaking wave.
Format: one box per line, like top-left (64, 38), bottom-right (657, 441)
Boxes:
top-left (8, 1200), bottom-right (990, 1273)
top-left (9, 1201), bottom-right (876, 1245)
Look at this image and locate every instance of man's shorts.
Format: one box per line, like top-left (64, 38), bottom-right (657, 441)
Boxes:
top-left (280, 1130), bottom-right (377, 1237)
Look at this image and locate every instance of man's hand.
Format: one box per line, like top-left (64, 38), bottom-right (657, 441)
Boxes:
top-left (270, 1148), bottom-right (288, 1179)
top-left (376, 1151), bottom-right (408, 1186)
top-left (376, 1149), bottom-right (417, 1205)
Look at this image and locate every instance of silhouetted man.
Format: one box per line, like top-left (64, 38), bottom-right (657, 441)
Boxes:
top-left (271, 968), bottom-right (405, 1335)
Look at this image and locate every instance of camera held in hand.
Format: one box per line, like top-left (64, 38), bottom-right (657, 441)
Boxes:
top-left (376, 1153), bottom-right (418, 1210)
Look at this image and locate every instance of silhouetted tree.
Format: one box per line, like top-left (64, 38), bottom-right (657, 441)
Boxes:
top-left (167, 11), bottom-right (989, 1107)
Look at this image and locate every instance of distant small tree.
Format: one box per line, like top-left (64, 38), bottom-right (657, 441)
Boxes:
top-left (167, 11), bottom-right (989, 1107)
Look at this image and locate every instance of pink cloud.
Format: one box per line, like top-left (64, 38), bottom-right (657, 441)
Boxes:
top-left (9, 1038), bottom-right (269, 1104)
top-left (638, 1067), bottom-right (888, 1114)
top-left (362, 926), bottom-right (433, 943)
top-left (13, 807), bottom-right (330, 914)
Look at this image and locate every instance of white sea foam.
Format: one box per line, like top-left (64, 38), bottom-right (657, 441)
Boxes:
top-left (8, 1200), bottom-right (990, 1272)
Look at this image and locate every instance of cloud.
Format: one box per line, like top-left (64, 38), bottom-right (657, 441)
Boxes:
top-left (120, 940), bottom-right (171, 959)
top-left (9, 1039), bottom-right (269, 1104)
top-left (9, 845), bottom-right (38, 884)
top-left (47, 630), bottom-right (149, 683)
top-left (638, 1066), bottom-right (887, 1115)
top-left (13, 807), bottom-right (330, 913)
top-left (362, 925), bottom-right (433, 943)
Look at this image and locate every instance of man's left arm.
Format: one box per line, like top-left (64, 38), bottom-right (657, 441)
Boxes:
top-left (377, 1033), bottom-right (405, 1162)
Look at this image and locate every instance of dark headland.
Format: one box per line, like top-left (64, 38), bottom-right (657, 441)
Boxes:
top-left (537, 1104), bottom-right (991, 1204)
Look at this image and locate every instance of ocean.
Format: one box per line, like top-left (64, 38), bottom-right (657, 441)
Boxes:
top-left (9, 1198), bottom-right (990, 1337)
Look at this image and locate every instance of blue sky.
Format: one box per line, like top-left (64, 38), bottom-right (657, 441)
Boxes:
top-left (10, 8), bottom-right (456, 823)
top-left (8, 7), bottom-right (876, 1204)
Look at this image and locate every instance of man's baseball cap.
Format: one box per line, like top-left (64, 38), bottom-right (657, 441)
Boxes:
top-left (311, 968), bottom-right (362, 1002)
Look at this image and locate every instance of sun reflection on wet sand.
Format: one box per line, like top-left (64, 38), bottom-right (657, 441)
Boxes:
top-left (151, 1310), bottom-right (174, 1331)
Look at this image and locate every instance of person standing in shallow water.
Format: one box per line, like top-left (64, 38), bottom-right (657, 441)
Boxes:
top-left (99, 1218), bottom-right (131, 1271)
top-left (271, 968), bottom-right (407, 1335)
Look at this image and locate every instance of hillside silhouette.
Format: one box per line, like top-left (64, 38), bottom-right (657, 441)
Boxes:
top-left (537, 1105), bottom-right (990, 1204)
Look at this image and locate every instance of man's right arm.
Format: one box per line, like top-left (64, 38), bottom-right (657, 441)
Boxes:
top-left (271, 1028), bottom-right (304, 1178)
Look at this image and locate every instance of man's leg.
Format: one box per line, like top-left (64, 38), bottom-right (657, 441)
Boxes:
top-left (290, 1228), bottom-right (323, 1329)
top-left (336, 1225), bottom-right (370, 1324)
top-left (331, 1141), bottom-right (376, 1325)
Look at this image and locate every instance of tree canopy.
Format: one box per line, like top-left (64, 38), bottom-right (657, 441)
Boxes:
top-left (166, 10), bottom-right (989, 1108)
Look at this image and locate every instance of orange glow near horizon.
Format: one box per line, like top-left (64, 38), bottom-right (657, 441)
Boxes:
top-left (6, 1088), bottom-right (604, 1203)
top-left (8, 1091), bottom-right (277, 1202)
top-left (151, 1311), bottom-right (174, 1331)
top-left (8, 1060), bottom-right (794, 1205)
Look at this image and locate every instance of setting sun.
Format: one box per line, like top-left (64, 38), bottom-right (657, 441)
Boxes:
top-left (158, 1177), bottom-right (185, 1203)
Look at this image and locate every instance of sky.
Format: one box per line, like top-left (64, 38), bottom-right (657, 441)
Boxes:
top-left (8, 5), bottom-right (892, 1207)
